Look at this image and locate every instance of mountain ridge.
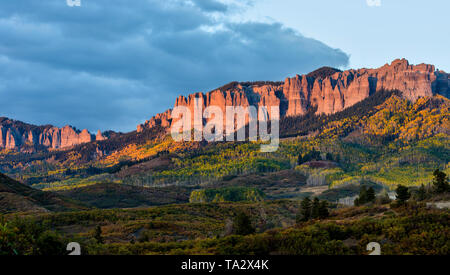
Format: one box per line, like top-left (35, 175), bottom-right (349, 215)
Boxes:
top-left (0, 117), bottom-right (111, 152)
top-left (138, 58), bottom-right (449, 133)
top-left (1, 59), bottom-right (448, 152)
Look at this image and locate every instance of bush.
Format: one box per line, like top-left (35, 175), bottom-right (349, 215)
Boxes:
top-left (35, 231), bottom-right (66, 255)
top-left (232, 212), bottom-right (255, 236)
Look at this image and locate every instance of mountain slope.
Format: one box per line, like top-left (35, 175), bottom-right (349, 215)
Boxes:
top-left (0, 173), bottom-right (88, 213)
top-left (1, 93), bottom-right (448, 192)
top-left (56, 182), bottom-right (192, 209)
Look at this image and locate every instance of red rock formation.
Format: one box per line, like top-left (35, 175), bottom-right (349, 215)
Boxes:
top-left (138, 59), bottom-right (449, 132)
top-left (0, 118), bottom-right (105, 151)
top-left (2, 59), bottom-right (447, 149)
top-left (96, 130), bottom-right (107, 141)
top-left (137, 109), bottom-right (172, 133)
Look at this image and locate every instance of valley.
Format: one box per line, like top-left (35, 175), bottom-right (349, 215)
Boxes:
top-left (0, 59), bottom-right (449, 255)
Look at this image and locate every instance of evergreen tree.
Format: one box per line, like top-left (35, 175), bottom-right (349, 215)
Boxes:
top-left (303, 149), bottom-right (322, 163)
top-left (367, 187), bottom-right (376, 203)
top-left (326, 153), bottom-right (333, 161)
top-left (360, 186), bottom-right (368, 202)
top-left (312, 198), bottom-right (320, 219)
top-left (94, 225), bottom-right (104, 244)
top-left (433, 169), bottom-right (449, 194)
top-left (396, 185), bottom-right (411, 205)
top-left (35, 231), bottom-right (66, 255)
top-left (312, 149), bottom-right (322, 161)
top-left (297, 197), bottom-right (312, 222)
top-left (355, 186), bottom-right (368, 206)
top-left (318, 201), bottom-right (329, 219)
top-left (232, 212), bottom-right (255, 236)
top-left (416, 184), bottom-right (427, 201)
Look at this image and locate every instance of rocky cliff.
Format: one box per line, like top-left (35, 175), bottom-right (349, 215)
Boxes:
top-left (0, 118), bottom-right (107, 151)
top-left (138, 59), bottom-right (449, 132)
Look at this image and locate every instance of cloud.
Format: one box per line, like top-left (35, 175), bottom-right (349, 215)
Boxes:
top-left (0, 0), bottom-right (349, 132)
top-left (366, 0), bottom-right (381, 7)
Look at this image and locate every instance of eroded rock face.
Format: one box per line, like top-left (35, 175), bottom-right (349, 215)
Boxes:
top-left (138, 59), bottom-right (449, 132)
top-left (96, 130), bottom-right (107, 141)
top-left (0, 118), bottom-right (106, 151)
top-left (137, 109), bottom-right (172, 133)
top-left (3, 59), bottom-right (446, 149)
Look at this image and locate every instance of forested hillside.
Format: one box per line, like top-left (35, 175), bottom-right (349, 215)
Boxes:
top-left (0, 93), bottom-right (448, 198)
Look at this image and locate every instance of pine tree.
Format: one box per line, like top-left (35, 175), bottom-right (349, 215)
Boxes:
top-left (433, 169), bottom-right (449, 194)
top-left (297, 197), bottom-right (312, 222)
top-left (367, 187), bottom-right (376, 203)
top-left (312, 149), bottom-right (321, 161)
top-left (360, 186), bottom-right (368, 202)
top-left (94, 225), bottom-right (103, 244)
top-left (396, 185), bottom-right (411, 205)
top-left (232, 212), bottom-right (255, 236)
top-left (312, 198), bottom-right (320, 219)
top-left (355, 186), bottom-right (368, 206)
top-left (318, 201), bottom-right (329, 219)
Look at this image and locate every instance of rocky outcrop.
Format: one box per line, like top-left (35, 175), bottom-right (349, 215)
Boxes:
top-left (138, 59), bottom-right (449, 132)
top-left (281, 59), bottom-right (448, 115)
top-left (0, 118), bottom-right (107, 151)
top-left (137, 109), bottom-right (172, 133)
top-left (96, 130), bottom-right (107, 141)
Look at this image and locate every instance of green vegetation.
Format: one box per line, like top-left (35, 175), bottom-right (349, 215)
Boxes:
top-left (298, 197), bottom-right (312, 222)
top-left (354, 186), bottom-right (376, 206)
top-left (0, 172), bottom-right (87, 213)
top-left (297, 197), bottom-right (329, 222)
top-left (232, 212), bottom-right (255, 236)
top-left (189, 187), bottom-right (265, 203)
top-left (433, 169), bottom-right (450, 194)
top-left (395, 185), bottom-right (411, 205)
top-left (57, 183), bottom-right (192, 209)
top-left (1, 200), bottom-right (447, 255)
top-left (94, 225), bottom-right (104, 244)
top-left (0, 217), bottom-right (67, 255)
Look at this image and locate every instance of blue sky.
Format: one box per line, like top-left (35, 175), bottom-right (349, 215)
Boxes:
top-left (244, 0), bottom-right (450, 71)
top-left (0, 0), bottom-right (448, 132)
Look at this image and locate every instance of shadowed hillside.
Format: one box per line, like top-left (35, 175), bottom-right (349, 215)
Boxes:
top-left (0, 173), bottom-right (87, 213)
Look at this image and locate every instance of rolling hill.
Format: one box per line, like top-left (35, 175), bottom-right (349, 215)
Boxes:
top-left (0, 172), bottom-right (87, 213)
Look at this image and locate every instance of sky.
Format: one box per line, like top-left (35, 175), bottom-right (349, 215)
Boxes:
top-left (0, 0), bottom-right (448, 132)
top-left (243, 0), bottom-right (450, 71)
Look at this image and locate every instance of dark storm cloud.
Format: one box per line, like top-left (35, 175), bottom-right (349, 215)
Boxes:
top-left (0, 0), bottom-right (349, 132)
